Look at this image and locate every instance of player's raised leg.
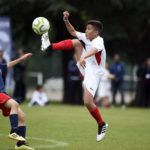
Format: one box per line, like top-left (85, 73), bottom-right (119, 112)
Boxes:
top-left (41, 33), bottom-right (74, 52)
top-left (84, 88), bottom-right (108, 142)
top-left (4, 99), bottom-right (26, 141)
top-left (41, 32), bottom-right (83, 56)
top-left (14, 108), bottom-right (34, 150)
top-left (41, 36), bottom-right (85, 74)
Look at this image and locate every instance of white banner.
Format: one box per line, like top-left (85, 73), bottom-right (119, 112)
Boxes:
top-left (0, 17), bottom-right (12, 91)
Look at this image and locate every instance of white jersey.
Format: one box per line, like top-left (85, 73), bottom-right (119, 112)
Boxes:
top-left (28, 90), bottom-right (49, 106)
top-left (76, 32), bottom-right (106, 70)
top-left (76, 32), bottom-right (107, 96)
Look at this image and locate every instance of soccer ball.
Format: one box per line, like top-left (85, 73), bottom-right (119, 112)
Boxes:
top-left (32, 17), bottom-right (50, 35)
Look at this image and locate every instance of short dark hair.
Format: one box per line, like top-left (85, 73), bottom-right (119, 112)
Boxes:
top-left (36, 85), bottom-right (43, 90)
top-left (87, 20), bottom-right (103, 33)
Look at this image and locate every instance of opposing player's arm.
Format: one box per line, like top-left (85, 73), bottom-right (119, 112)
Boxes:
top-left (7, 53), bottom-right (32, 68)
top-left (63, 11), bottom-right (77, 37)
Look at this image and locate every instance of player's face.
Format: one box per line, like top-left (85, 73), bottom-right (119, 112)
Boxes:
top-left (39, 87), bottom-right (43, 92)
top-left (85, 24), bottom-right (98, 40)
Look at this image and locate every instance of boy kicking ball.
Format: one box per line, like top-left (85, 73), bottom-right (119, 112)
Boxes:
top-left (41, 11), bottom-right (108, 142)
top-left (0, 53), bottom-right (34, 150)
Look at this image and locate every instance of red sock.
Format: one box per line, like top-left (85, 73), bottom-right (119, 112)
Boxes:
top-left (52, 39), bottom-right (73, 50)
top-left (89, 106), bottom-right (103, 126)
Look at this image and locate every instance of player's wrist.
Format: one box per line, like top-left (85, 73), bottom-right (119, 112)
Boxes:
top-left (82, 56), bottom-right (86, 59)
top-left (63, 18), bottom-right (68, 22)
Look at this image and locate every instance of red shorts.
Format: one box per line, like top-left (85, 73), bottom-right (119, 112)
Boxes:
top-left (0, 93), bottom-right (12, 117)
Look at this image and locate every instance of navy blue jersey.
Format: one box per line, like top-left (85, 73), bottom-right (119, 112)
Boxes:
top-left (0, 63), bottom-right (7, 93)
top-left (111, 62), bottom-right (125, 81)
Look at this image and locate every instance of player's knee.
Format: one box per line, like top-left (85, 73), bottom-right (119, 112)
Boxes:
top-left (72, 39), bottom-right (81, 47)
top-left (11, 100), bottom-right (19, 109)
top-left (84, 100), bottom-right (91, 107)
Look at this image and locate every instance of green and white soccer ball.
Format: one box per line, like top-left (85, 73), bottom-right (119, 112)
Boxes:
top-left (32, 17), bottom-right (50, 35)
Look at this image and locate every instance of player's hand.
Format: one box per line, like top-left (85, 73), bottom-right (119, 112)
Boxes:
top-left (79, 56), bottom-right (86, 69)
top-left (63, 11), bottom-right (70, 20)
top-left (22, 53), bottom-right (32, 61)
top-left (114, 77), bottom-right (119, 82)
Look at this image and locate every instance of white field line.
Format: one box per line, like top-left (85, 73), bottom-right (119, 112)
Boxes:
top-left (0, 133), bottom-right (69, 149)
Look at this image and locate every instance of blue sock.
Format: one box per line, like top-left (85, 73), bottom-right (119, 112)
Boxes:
top-left (18, 126), bottom-right (26, 138)
top-left (17, 126), bottom-right (26, 146)
top-left (9, 114), bottom-right (18, 132)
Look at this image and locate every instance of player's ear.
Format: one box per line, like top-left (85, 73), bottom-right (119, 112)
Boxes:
top-left (94, 29), bottom-right (99, 36)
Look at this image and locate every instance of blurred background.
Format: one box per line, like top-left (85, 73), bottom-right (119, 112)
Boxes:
top-left (0, 0), bottom-right (150, 107)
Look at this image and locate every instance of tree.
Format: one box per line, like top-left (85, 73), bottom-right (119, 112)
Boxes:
top-left (0, 0), bottom-right (150, 103)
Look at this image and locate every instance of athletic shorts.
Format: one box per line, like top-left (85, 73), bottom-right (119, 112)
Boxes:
top-left (96, 81), bottom-right (111, 97)
top-left (0, 92), bottom-right (12, 117)
top-left (77, 62), bottom-right (105, 97)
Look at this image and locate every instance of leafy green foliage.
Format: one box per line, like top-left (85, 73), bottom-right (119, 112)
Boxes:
top-left (1, 0), bottom-right (149, 63)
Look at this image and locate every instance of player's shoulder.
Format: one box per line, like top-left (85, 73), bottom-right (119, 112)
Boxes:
top-left (93, 36), bottom-right (104, 43)
top-left (34, 90), bottom-right (39, 95)
top-left (120, 61), bottom-right (125, 67)
top-left (76, 31), bottom-right (86, 37)
top-left (119, 61), bottom-right (125, 66)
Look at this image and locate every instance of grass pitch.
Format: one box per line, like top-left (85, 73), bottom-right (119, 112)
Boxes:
top-left (0, 103), bottom-right (150, 150)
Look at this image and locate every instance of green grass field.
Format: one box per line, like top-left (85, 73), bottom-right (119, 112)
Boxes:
top-left (0, 103), bottom-right (150, 150)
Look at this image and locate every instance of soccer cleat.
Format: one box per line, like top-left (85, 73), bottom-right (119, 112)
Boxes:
top-left (41, 32), bottom-right (51, 51)
top-left (8, 132), bottom-right (26, 142)
top-left (96, 122), bottom-right (108, 142)
top-left (15, 142), bottom-right (35, 150)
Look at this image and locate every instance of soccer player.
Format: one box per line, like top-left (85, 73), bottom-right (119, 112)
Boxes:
top-left (94, 62), bottom-right (115, 107)
top-left (0, 53), bottom-right (34, 150)
top-left (28, 85), bottom-right (49, 106)
top-left (41, 11), bottom-right (108, 142)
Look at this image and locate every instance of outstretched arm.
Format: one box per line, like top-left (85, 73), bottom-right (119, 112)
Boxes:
top-left (63, 11), bottom-right (77, 37)
top-left (7, 53), bottom-right (32, 68)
